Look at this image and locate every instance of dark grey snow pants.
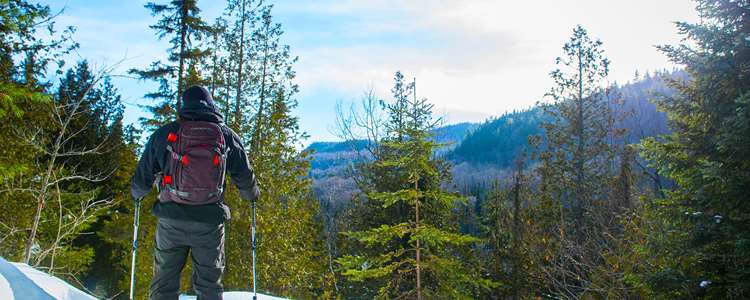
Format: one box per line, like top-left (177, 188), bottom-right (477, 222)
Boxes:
top-left (150, 218), bottom-right (225, 300)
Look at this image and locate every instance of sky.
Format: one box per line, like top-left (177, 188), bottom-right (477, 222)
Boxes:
top-left (47, 0), bottom-right (699, 144)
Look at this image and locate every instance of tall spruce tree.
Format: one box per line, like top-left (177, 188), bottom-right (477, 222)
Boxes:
top-left (248, 4), bottom-right (291, 151)
top-left (122, 3), bottom-right (213, 293)
top-left (204, 16), bottom-right (230, 120)
top-left (129, 0), bottom-right (212, 131)
top-left (338, 72), bottom-right (496, 299)
top-left (224, 0), bottom-right (261, 131)
top-left (542, 25), bottom-right (614, 222)
top-left (222, 64), bottom-right (324, 300)
top-left (637, 0), bottom-right (750, 297)
top-left (218, 3), bottom-right (326, 298)
top-left (0, 2), bottom-right (138, 296)
top-left (534, 25), bottom-right (628, 298)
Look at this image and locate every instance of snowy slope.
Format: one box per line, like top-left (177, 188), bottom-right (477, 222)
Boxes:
top-left (12, 263), bottom-right (97, 300)
top-left (0, 256), bottom-right (95, 300)
top-left (0, 268), bottom-right (12, 300)
top-left (1, 255), bottom-right (286, 300)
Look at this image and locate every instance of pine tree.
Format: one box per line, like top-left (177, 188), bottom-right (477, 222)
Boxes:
top-left (542, 25), bottom-right (614, 222)
top-left (217, 3), bottom-right (326, 297)
top-left (224, 0), bottom-right (261, 131)
top-left (0, 2), bottom-right (136, 296)
top-left (534, 25), bottom-right (627, 298)
top-left (204, 16), bottom-right (231, 122)
top-left (638, 0), bottom-right (750, 297)
top-left (248, 4), bottom-right (293, 150)
top-left (120, 3), bottom-right (214, 292)
top-left (222, 76), bottom-right (323, 299)
top-left (338, 72), bottom-right (496, 299)
top-left (129, 0), bottom-right (212, 131)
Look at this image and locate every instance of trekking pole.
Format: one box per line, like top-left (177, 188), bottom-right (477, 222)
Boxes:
top-left (252, 198), bottom-right (258, 300)
top-left (129, 200), bottom-right (141, 300)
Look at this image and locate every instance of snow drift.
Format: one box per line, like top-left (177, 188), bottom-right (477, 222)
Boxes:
top-left (1, 256), bottom-right (285, 300)
top-left (0, 256), bottom-right (95, 300)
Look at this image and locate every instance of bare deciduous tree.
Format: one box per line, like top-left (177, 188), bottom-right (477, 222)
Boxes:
top-left (4, 64), bottom-right (120, 269)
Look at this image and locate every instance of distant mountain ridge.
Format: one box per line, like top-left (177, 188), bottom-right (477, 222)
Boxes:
top-left (308, 70), bottom-right (680, 198)
top-left (306, 122), bottom-right (479, 176)
top-left (307, 122), bottom-right (478, 154)
top-left (307, 121), bottom-right (481, 205)
top-left (447, 70), bottom-right (681, 169)
top-left (306, 140), bottom-right (369, 154)
top-left (449, 108), bottom-right (545, 167)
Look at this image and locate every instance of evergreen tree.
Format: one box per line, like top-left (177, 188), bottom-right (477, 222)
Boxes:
top-left (0, 2), bottom-right (134, 296)
top-left (217, 3), bottom-right (326, 298)
top-left (0, 0), bottom-right (76, 178)
top-left (129, 0), bottom-right (212, 131)
top-left (222, 76), bottom-right (324, 299)
top-left (248, 4), bottom-right (293, 150)
top-left (204, 17), bottom-right (230, 120)
top-left (224, 0), bottom-right (261, 131)
top-left (533, 25), bottom-right (627, 298)
top-left (638, 0), bottom-right (750, 297)
top-left (338, 72), bottom-right (496, 299)
top-left (542, 25), bottom-right (615, 222)
top-left (480, 155), bottom-right (532, 299)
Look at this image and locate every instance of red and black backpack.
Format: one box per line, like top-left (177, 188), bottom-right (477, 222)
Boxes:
top-left (159, 121), bottom-right (228, 205)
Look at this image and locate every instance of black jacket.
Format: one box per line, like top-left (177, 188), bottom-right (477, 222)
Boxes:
top-left (131, 100), bottom-right (260, 224)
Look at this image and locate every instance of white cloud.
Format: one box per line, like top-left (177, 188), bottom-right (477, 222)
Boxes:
top-left (286, 0), bottom-right (698, 120)
top-left (47, 0), bottom-right (700, 141)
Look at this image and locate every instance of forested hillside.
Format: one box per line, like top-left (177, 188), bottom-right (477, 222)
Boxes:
top-left (449, 108), bottom-right (544, 167)
top-left (1, 0), bottom-right (749, 299)
top-left (308, 121), bottom-right (477, 176)
top-left (311, 70), bottom-right (679, 195)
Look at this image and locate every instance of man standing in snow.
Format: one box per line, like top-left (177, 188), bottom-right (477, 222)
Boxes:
top-left (131, 86), bottom-right (260, 300)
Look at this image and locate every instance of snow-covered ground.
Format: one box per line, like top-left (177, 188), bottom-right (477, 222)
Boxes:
top-left (0, 268), bottom-right (13, 299)
top-left (0, 256), bottom-right (95, 300)
top-left (1, 256), bottom-right (286, 300)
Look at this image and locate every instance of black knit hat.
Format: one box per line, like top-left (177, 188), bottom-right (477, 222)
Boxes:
top-left (178, 85), bottom-right (224, 122)
top-left (181, 85), bottom-right (216, 111)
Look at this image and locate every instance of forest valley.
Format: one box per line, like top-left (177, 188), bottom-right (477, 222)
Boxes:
top-left (1, 0), bottom-right (749, 299)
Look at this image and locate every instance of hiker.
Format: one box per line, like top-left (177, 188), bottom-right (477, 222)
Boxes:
top-left (131, 85), bottom-right (260, 300)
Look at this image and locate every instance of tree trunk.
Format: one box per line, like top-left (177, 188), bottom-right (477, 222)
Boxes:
top-left (251, 32), bottom-right (269, 154)
top-left (49, 176), bottom-right (63, 273)
top-left (575, 46), bottom-right (585, 221)
top-left (224, 63), bottom-right (232, 124)
top-left (209, 28), bottom-right (220, 96)
top-left (24, 87), bottom-right (86, 264)
top-left (234, 0), bottom-right (249, 131)
top-left (493, 185), bottom-right (502, 286)
top-left (415, 178), bottom-right (422, 300)
top-left (511, 158), bottom-right (523, 299)
top-left (24, 195), bottom-right (46, 263)
top-left (177, 2), bottom-right (188, 115)
top-left (24, 134), bottom-right (62, 264)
